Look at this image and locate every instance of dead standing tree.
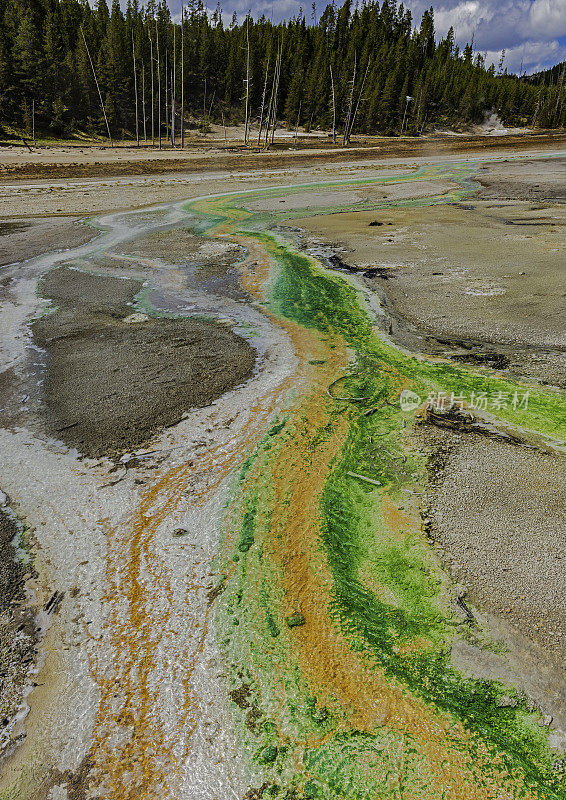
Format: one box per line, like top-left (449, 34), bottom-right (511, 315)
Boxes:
top-left (271, 49), bottom-right (282, 145)
top-left (156, 20), bottom-right (162, 148)
top-left (181, 3), bottom-right (185, 148)
top-left (149, 32), bottom-right (155, 145)
top-left (131, 32), bottom-right (139, 146)
top-left (171, 23), bottom-right (176, 146)
top-left (329, 63), bottom-right (336, 144)
top-left (347, 58), bottom-right (370, 142)
top-left (81, 27), bottom-right (112, 145)
top-left (294, 99), bottom-right (302, 144)
top-left (343, 52), bottom-right (356, 146)
top-left (165, 49), bottom-right (168, 142)
top-left (553, 64), bottom-right (565, 127)
top-left (142, 63), bottom-right (147, 143)
top-left (257, 55), bottom-right (270, 146)
top-left (264, 53), bottom-right (277, 148)
top-left (264, 43), bottom-right (282, 149)
top-left (243, 18), bottom-right (251, 146)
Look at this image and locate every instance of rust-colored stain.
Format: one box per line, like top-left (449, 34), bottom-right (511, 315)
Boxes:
top-left (87, 237), bottom-right (297, 798)
top-left (83, 202), bottom-right (542, 800)
top-left (260, 363), bottom-right (539, 798)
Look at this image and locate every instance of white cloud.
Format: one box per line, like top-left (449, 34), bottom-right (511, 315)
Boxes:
top-left (483, 38), bottom-right (566, 73)
top-left (528, 0), bottom-right (566, 37)
top-left (399, 0), bottom-right (565, 71)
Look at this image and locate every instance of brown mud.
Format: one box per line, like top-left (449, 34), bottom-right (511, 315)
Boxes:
top-left (2, 132), bottom-right (566, 182)
top-left (476, 158), bottom-right (566, 201)
top-left (32, 267), bottom-right (256, 458)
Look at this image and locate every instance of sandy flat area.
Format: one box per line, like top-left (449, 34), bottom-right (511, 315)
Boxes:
top-left (294, 159), bottom-right (566, 386)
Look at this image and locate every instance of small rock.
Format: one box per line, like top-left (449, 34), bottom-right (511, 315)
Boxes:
top-left (496, 695), bottom-right (518, 708)
top-left (539, 714), bottom-right (553, 727)
top-left (123, 313), bottom-right (149, 324)
top-left (172, 528), bottom-right (189, 537)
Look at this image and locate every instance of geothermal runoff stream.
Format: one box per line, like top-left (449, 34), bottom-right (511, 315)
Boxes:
top-left (0, 151), bottom-right (565, 799)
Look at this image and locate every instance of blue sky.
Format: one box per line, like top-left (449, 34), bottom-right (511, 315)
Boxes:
top-left (118, 0), bottom-right (566, 74)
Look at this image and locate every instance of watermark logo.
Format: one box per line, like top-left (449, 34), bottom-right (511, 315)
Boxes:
top-left (400, 389), bottom-right (422, 412)
top-left (399, 389), bottom-right (530, 412)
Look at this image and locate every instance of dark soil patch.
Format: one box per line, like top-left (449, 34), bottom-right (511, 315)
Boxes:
top-left (0, 507), bottom-right (26, 613)
top-left (33, 268), bottom-right (256, 458)
top-left (451, 350), bottom-right (511, 369)
top-left (0, 505), bottom-right (36, 758)
top-left (0, 222), bottom-right (29, 236)
top-left (477, 178), bottom-right (566, 201)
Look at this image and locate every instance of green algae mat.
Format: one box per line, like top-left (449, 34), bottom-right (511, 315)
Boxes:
top-left (185, 158), bottom-right (566, 800)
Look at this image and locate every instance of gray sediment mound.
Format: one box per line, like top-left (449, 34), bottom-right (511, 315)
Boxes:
top-left (0, 218), bottom-right (96, 267)
top-left (32, 267), bottom-right (256, 459)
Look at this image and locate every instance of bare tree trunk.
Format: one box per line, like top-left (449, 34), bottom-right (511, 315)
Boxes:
top-left (532, 82), bottom-right (543, 128)
top-left (171, 25), bottom-right (176, 146)
top-left (132, 32), bottom-right (139, 146)
top-left (271, 52), bottom-right (281, 144)
top-left (32, 99), bottom-right (35, 144)
top-left (266, 46), bottom-right (281, 147)
top-left (165, 49), bottom-right (169, 143)
top-left (170, 69), bottom-right (175, 145)
top-left (400, 96), bottom-right (410, 134)
top-left (329, 63), bottom-right (336, 144)
top-left (81, 27), bottom-right (112, 145)
top-left (348, 58), bottom-right (370, 142)
top-left (243, 18), bottom-right (250, 146)
top-left (203, 77), bottom-right (207, 130)
top-left (343, 52), bottom-right (357, 146)
top-left (264, 55), bottom-right (276, 149)
top-left (142, 63), bottom-right (147, 143)
top-left (222, 110), bottom-right (227, 143)
top-left (294, 99), bottom-right (302, 144)
top-left (156, 23), bottom-right (161, 148)
top-left (413, 86), bottom-right (422, 131)
top-left (149, 34), bottom-right (155, 146)
top-left (257, 56), bottom-right (270, 146)
top-left (553, 65), bottom-right (565, 127)
top-left (181, 3), bottom-right (185, 148)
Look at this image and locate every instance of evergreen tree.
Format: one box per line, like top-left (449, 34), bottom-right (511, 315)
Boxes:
top-left (0, 0), bottom-right (561, 139)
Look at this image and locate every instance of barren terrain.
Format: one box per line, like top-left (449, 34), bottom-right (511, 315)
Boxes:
top-left (0, 139), bottom-right (564, 800)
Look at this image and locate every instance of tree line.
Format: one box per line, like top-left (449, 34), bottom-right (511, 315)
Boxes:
top-left (1, 0), bottom-right (565, 143)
